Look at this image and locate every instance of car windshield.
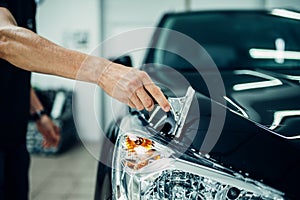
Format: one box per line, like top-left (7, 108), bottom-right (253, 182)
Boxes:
top-left (146, 10), bottom-right (300, 70)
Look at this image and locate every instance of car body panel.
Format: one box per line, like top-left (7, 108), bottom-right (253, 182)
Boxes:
top-left (95, 10), bottom-right (300, 200)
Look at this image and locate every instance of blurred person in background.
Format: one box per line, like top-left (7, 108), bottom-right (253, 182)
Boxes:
top-left (0, 0), bottom-right (170, 199)
top-left (30, 87), bottom-right (60, 149)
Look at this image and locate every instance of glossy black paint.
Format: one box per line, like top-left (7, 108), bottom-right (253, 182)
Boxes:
top-left (95, 10), bottom-right (300, 199)
top-left (181, 93), bottom-right (300, 199)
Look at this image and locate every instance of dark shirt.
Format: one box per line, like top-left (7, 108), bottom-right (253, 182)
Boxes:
top-left (0, 0), bottom-right (36, 147)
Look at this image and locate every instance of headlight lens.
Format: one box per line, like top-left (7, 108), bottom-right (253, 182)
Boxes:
top-left (112, 131), bottom-right (284, 200)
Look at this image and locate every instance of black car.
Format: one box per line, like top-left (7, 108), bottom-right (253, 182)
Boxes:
top-left (95, 9), bottom-right (300, 200)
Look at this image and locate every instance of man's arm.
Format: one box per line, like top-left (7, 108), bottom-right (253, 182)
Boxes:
top-left (0, 7), bottom-right (170, 112)
top-left (30, 87), bottom-right (60, 148)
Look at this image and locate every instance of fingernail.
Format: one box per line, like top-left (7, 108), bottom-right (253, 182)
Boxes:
top-left (164, 106), bottom-right (170, 112)
top-left (147, 105), bottom-right (154, 112)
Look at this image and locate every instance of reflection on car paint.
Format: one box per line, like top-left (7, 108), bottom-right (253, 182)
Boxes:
top-left (233, 70), bottom-right (283, 91)
top-left (271, 9), bottom-right (300, 21)
top-left (223, 96), bottom-right (249, 118)
top-left (269, 110), bottom-right (300, 139)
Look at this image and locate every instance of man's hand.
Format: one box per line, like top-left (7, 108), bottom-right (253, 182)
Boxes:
top-left (1, 8), bottom-right (170, 112)
top-left (36, 115), bottom-right (60, 148)
top-left (98, 63), bottom-right (170, 112)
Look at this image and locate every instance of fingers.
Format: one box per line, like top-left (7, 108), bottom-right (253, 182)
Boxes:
top-left (144, 84), bottom-right (170, 112)
top-left (37, 116), bottom-right (61, 148)
top-left (127, 84), bottom-right (156, 111)
top-left (42, 133), bottom-right (55, 148)
top-left (128, 91), bottom-right (156, 111)
top-left (42, 125), bottom-right (60, 148)
top-left (42, 140), bottom-right (50, 148)
top-left (124, 71), bottom-right (169, 112)
top-left (140, 72), bottom-right (170, 112)
top-left (128, 92), bottom-right (144, 111)
top-left (51, 126), bottom-right (60, 147)
top-left (102, 64), bottom-right (169, 112)
top-left (136, 87), bottom-right (154, 111)
top-left (127, 99), bottom-right (135, 109)
top-left (54, 125), bottom-right (61, 143)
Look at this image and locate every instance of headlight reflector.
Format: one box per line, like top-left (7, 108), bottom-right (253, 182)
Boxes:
top-left (112, 131), bottom-right (284, 200)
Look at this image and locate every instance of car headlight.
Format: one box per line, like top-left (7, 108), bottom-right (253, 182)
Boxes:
top-left (112, 130), bottom-right (285, 200)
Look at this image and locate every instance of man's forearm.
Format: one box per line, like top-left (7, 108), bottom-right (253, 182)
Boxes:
top-left (0, 7), bottom-right (171, 111)
top-left (30, 87), bottom-right (44, 115)
top-left (0, 8), bottom-right (109, 84)
top-left (0, 25), bottom-right (109, 84)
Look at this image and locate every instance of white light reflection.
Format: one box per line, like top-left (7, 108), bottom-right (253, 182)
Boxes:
top-left (233, 70), bottom-right (282, 91)
top-left (134, 146), bottom-right (148, 155)
top-left (284, 75), bottom-right (300, 81)
top-left (223, 96), bottom-right (249, 118)
top-left (249, 49), bottom-right (300, 60)
top-left (275, 38), bottom-right (285, 64)
top-left (270, 110), bottom-right (300, 130)
top-left (271, 9), bottom-right (300, 21)
top-left (268, 110), bottom-right (300, 140)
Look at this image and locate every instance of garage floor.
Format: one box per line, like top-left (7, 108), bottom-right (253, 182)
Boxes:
top-left (29, 144), bottom-right (98, 200)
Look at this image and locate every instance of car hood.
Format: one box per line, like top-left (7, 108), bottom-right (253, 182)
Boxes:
top-left (145, 66), bottom-right (300, 198)
top-left (219, 68), bottom-right (300, 139)
top-left (167, 89), bottom-right (300, 199)
top-left (146, 66), bottom-right (300, 138)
